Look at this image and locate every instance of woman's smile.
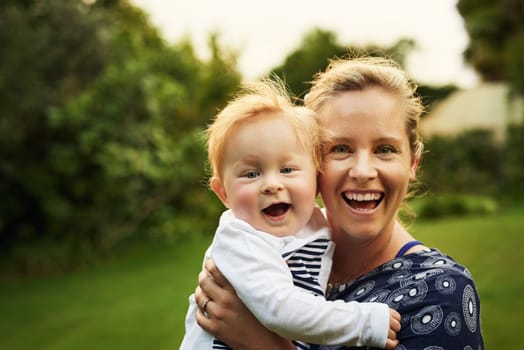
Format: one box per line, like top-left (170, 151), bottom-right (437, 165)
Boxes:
top-left (342, 191), bottom-right (384, 212)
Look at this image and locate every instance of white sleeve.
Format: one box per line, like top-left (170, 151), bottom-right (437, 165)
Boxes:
top-left (211, 218), bottom-right (389, 348)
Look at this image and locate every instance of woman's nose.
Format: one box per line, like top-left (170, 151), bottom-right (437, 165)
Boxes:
top-left (349, 153), bottom-right (377, 182)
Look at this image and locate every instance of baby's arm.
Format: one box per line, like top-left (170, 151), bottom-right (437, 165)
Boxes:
top-left (212, 218), bottom-right (391, 348)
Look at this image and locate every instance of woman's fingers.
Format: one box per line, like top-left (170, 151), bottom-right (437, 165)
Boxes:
top-left (194, 285), bottom-right (211, 316)
top-left (385, 338), bottom-right (400, 350)
top-left (388, 328), bottom-right (397, 339)
top-left (196, 300), bottom-right (218, 333)
top-left (204, 259), bottom-right (235, 292)
top-left (197, 259), bottom-right (236, 320)
top-left (198, 266), bottom-right (224, 305)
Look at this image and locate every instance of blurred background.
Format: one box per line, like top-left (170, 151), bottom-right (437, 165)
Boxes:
top-left (0, 0), bottom-right (522, 349)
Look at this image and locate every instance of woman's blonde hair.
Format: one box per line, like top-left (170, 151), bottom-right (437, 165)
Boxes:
top-left (305, 56), bottom-right (424, 160)
top-left (206, 78), bottom-right (325, 181)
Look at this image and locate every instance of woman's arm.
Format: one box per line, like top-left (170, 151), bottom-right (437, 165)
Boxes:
top-left (195, 260), bottom-right (295, 350)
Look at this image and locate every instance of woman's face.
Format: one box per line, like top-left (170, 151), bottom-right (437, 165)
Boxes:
top-left (318, 87), bottom-right (418, 243)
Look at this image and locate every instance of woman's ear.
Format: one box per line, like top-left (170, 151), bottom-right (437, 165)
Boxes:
top-left (409, 148), bottom-right (421, 181)
top-left (409, 157), bottom-right (419, 181)
top-left (210, 177), bottom-right (229, 207)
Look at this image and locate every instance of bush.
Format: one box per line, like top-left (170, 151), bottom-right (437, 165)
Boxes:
top-left (501, 124), bottom-right (524, 198)
top-left (412, 194), bottom-right (498, 219)
top-left (421, 130), bottom-right (503, 196)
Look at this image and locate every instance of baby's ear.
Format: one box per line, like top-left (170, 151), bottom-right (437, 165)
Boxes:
top-left (210, 177), bottom-right (229, 207)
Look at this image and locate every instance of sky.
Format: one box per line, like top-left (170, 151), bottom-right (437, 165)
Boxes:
top-left (131, 0), bottom-right (479, 87)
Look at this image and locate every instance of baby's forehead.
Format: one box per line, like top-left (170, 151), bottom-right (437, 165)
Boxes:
top-left (232, 111), bottom-right (305, 133)
top-left (231, 114), bottom-right (305, 142)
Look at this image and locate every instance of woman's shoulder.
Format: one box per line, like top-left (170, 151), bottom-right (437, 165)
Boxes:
top-left (389, 248), bottom-right (476, 281)
top-left (338, 248), bottom-right (478, 301)
top-left (376, 248), bottom-right (480, 300)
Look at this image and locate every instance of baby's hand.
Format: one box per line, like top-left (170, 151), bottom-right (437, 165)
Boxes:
top-left (385, 308), bottom-right (401, 349)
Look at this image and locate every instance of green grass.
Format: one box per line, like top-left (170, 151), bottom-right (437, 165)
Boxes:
top-left (0, 205), bottom-right (522, 349)
top-left (412, 205), bottom-right (523, 350)
top-left (0, 236), bottom-right (212, 350)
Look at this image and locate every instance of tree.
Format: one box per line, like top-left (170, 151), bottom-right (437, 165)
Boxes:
top-left (0, 0), bottom-right (113, 254)
top-left (0, 0), bottom-right (241, 273)
top-left (269, 28), bottom-right (417, 99)
top-left (457, 0), bottom-right (524, 95)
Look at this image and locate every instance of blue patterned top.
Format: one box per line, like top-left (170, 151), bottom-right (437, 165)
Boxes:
top-left (312, 248), bottom-right (484, 350)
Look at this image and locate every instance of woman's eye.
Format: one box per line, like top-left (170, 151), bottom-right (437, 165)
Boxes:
top-left (377, 145), bottom-right (397, 154)
top-left (281, 167), bottom-right (293, 174)
top-left (244, 171), bottom-right (259, 179)
top-left (331, 144), bottom-right (350, 154)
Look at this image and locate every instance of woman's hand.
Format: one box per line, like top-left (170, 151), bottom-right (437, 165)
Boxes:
top-left (195, 259), bottom-right (294, 350)
top-left (386, 308), bottom-right (401, 349)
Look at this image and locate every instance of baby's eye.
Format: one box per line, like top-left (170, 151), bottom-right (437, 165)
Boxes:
top-left (244, 171), bottom-right (260, 179)
top-left (281, 167), bottom-right (294, 174)
top-left (331, 144), bottom-right (350, 154)
top-left (376, 145), bottom-right (397, 154)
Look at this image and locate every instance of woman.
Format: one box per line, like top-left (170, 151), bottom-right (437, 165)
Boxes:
top-left (194, 57), bottom-right (484, 349)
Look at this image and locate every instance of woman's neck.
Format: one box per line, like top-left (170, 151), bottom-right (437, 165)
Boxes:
top-left (329, 220), bottom-right (413, 284)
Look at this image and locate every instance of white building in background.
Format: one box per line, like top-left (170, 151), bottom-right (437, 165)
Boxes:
top-left (420, 82), bottom-right (524, 143)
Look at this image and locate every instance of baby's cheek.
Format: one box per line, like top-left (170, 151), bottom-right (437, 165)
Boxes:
top-left (229, 185), bottom-right (259, 220)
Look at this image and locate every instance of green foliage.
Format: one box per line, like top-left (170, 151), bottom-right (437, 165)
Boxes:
top-left (269, 29), bottom-right (347, 98)
top-left (421, 129), bottom-right (503, 195)
top-left (269, 28), bottom-right (417, 99)
top-left (0, 0), bottom-right (240, 272)
top-left (411, 194), bottom-right (498, 219)
top-left (0, 0), bottom-right (114, 256)
top-left (419, 124), bottom-right (524, 203)
top-left (501, 124), bottom-right (524, 198)
top-left (458, 0), bottom-right (524, 95)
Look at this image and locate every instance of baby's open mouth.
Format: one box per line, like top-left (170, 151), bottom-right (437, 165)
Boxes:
top-left (262, 203), bottom-right (290, 217)
top-left (343, 192), bottom-right (384, 211)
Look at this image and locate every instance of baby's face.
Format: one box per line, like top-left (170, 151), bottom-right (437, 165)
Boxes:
top-left (216, 113), bottom-right (318, 237)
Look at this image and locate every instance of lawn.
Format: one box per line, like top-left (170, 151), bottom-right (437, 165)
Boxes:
top-left (0, 204), bottom-right (522, 349)
top-left (0, 237), bottom-right (211, 350)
